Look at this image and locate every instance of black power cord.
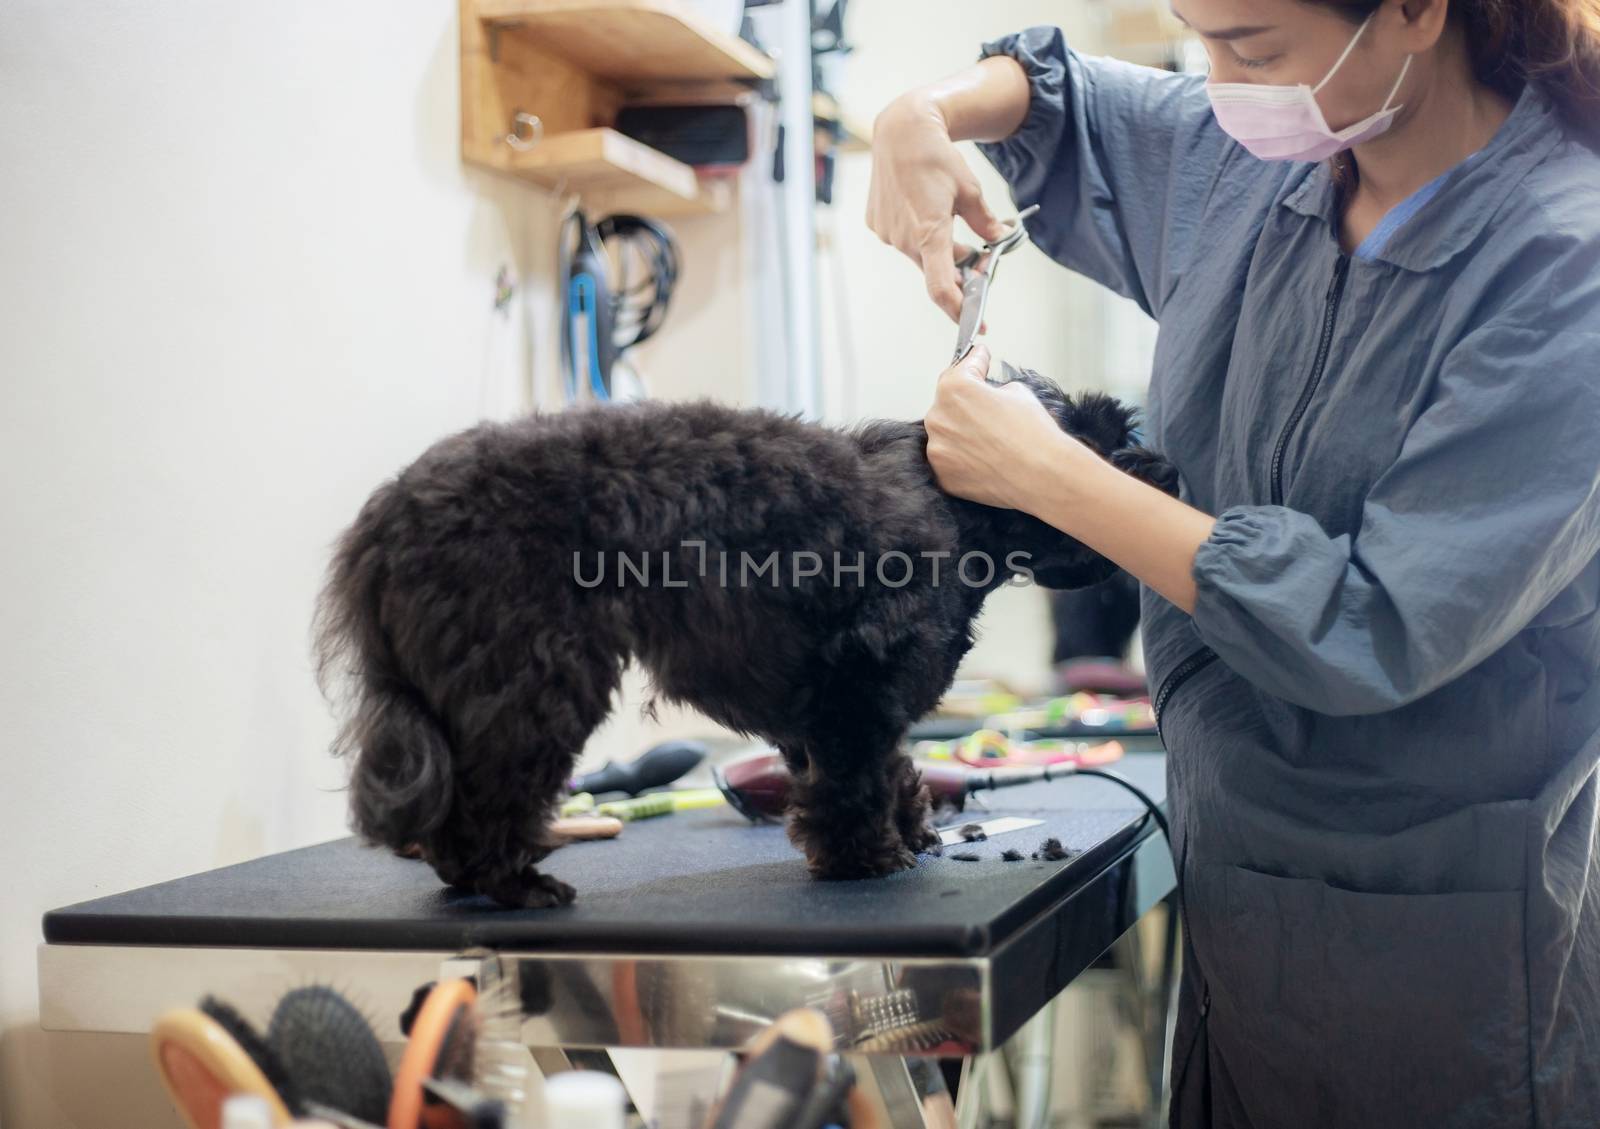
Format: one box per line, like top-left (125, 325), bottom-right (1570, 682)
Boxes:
top-left (1072, 766), bottom-right (1171, 845)
top-left (595, 214), bottom-right (680, 352)
top-left (558, 212), bottom-right (681, 403)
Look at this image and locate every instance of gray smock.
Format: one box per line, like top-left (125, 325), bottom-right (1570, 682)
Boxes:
top-left (975, 26), bottom-right (1600, 1129)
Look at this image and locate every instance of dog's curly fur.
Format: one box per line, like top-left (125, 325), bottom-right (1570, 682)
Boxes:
top-left (313, 371), bottom-right (1177, 908)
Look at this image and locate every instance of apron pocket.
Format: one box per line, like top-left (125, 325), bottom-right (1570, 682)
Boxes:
top-left (1185, 859), bottom-right (1532, 1129)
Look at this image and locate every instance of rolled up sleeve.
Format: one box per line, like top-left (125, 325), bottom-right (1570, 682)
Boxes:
top-left (1190, 324), bottom-right (1600, 716)
top-left (975, 26), bottom-right (1231, 319)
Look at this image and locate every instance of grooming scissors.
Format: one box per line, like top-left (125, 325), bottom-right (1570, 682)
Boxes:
top-left (951, 204), bottom-right (1041, 367)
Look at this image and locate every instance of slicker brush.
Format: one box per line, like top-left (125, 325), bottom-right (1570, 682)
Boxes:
top-left (267, 985), bottom-right (392, 1126)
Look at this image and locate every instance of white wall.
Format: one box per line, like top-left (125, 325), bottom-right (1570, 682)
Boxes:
top-left (0, 3), bottom-right (566, 1123)
top-left (829, 2), bottom-right (1112, 423)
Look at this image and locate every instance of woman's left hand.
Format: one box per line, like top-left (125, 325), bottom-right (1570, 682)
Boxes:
top-left (924, 345), bottom-right (1100, 513)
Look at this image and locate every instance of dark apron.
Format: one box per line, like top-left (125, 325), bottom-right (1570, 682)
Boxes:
top-left (1143, 564), bottom-right (1600, 1128)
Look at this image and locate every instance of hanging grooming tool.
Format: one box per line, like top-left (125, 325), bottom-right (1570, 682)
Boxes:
top-left (951, 204), bottom-right (1041, 365)
top-left (559, 211), bottom-right (681, 404)
top-left (596, 213), bottom-right (679, 354)
top-left (560, 209), bottom-right (616, 403)
top-left (567, 738), bottom-right (708, 797)
top-left (151, 999), bottom-right (297, 1129)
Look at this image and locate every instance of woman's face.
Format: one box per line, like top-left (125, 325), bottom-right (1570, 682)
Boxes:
top-left (1171, 0), bottom-right (1417, 130)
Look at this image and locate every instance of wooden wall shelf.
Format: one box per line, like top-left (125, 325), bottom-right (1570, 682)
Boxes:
top-left (461, 0), bottom-right (773, 214)
top-left (505, 127), bottom-right (732, 215)
top-left (475, 0), bottom-right (775, 84)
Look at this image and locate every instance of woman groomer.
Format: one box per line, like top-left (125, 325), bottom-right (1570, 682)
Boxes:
top-left (870, 1), bottom-right (1600, 1125)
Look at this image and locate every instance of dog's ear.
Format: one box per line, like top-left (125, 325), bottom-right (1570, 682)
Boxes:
top-left (999, 371), bottom-right (1142, 458)
top-left (1063, 391), bottom-right (1140, 456)
top-left (1000, 368), bottom-right (1073, 430)
top-left (1110, 445), bottom-right (1181, 497)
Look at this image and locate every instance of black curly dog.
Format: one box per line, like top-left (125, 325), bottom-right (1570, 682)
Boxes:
top-left (313, 371), bottom-right (1177, 908)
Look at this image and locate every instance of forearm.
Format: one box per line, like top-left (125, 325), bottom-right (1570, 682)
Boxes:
top-left (898, 55), bottom-right (1032, 145)
top-left (1018, 450), bottom-right (1216, 615)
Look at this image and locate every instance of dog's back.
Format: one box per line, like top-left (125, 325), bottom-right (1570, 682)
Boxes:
top-left (313, 399), bottom-right (971, 904)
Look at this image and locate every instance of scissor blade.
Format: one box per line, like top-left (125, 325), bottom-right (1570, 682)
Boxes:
top-left (950, 205), bottom-right (1040, 365)
top-left (953, 266), bottom-right (991, 364)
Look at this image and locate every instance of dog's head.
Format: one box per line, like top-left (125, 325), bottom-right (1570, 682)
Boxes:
top-left (984, 368), bottom-right (1165, 590)
top-left (995, 368), bottom-right (1139, 460)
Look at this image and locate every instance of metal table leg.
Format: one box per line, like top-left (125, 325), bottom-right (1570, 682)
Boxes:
top-left (1002, 996), bottom-right (1056, 1129)
top-left (848, 1055), bottom-right (930, 1128)
top-left (954, 1053), bottom-right (993, 1129)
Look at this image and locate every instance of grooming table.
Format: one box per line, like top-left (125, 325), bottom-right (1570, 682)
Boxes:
top-left (39, 749), bottom-right (1175, 1126)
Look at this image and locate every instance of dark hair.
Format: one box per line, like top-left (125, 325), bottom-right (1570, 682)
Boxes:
top-left (1316, 0), bottom-right (1600, 148)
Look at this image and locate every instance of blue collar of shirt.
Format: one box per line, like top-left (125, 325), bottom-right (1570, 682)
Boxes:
top-left (1350, 146), bottom-right (1490, 261)
top-left (1279, 82), bottom-right (1567, 272)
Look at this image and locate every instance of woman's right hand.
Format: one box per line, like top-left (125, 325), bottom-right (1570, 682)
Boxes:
top-left (866, 91), bottom-right (1011, 322)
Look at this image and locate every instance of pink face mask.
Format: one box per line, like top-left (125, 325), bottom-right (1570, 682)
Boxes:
top-left (1206, 11), bottom-right (1413, 162)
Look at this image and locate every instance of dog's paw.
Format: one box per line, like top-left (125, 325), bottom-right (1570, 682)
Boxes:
top-left (900, 821), bottom-right (942, 856)
top-left (518, 871), bottom-right (577, 908)
top-left (479, 868), bottom-right (576, 909)
top-left (808, 843), bottom-right (919, 881)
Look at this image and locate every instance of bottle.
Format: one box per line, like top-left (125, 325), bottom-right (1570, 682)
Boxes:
top-left (220, 1094), bottom-right (274, 1129)
top-left (544, 1070), bottom-right (627, 1129)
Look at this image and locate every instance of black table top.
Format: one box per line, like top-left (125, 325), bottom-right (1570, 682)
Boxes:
top-left (43, 753), bottom-right (1168, 960)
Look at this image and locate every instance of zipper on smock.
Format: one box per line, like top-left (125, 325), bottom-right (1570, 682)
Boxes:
top-left (1269, 254), bottom-right (1351, 507)
top-left (1152, 646), bottom-right (1219, 742)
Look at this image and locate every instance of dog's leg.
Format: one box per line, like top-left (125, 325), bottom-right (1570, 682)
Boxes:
top-left (427, 775), bottom-right (578, 909)
top-left (787, 736), bottom-right (917, 881)
top-left (888, 751), bottom-right (940, 856)
top-left (425, 638), bottom-right (624, 910)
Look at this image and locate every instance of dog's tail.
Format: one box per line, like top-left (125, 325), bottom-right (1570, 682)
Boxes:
top-left (312, 477), bottom-right (453, 851)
